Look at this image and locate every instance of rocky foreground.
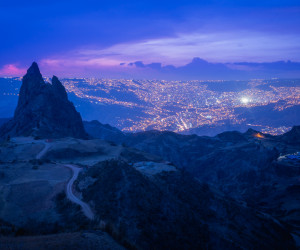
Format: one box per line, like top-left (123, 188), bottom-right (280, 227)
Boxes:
top-left (0, 136), bottom-right (297, 249)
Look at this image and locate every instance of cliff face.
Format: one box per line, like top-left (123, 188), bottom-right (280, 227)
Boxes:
top-left (0, 62), bottom-right (87, 139)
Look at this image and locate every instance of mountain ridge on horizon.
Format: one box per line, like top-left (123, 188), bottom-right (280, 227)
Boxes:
top-left (1, 58), bottom-right (300, 80)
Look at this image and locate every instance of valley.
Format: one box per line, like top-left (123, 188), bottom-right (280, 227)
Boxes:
top-left (0, 62), bottom-right (299, 249)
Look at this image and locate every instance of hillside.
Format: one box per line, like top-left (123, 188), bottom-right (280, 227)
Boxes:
top-left (0, 138), bottom-right (296, 249)
top-left (86, 122), bottom-right (300, 246)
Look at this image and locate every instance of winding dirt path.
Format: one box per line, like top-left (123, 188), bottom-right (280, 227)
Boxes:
top-left (64, 164), bottom-right (95, 220)
top-left (36, 141), bottom-right (51, 159)
top-left (36, 141), bottom-right (95, 220)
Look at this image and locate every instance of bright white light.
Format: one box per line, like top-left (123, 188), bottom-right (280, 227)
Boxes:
top-left (241, 97), bottom-right (249, 104)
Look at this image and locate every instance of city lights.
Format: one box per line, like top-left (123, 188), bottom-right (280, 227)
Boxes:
top-left (241, 97), bottom-right (250, 104)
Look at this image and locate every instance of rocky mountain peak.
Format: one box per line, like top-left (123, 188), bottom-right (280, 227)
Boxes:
top-left (244, 128), bottom-right (260, 137)
top-left (22, 62), bottom-right (44, 89)
top-left (52, 75), bottom-right (68, 99)
top-left (0, 62), bottom-right (87, 139)
top-left (290, 125), bottom-right (300, 135)
top-left (16, 62), bottom-right (45, 108)
top-left (27, 62), bottom-right (41, 75)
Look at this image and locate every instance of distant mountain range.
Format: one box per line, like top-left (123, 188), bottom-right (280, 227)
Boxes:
top-left (124, 57), bottom-right (300, 80)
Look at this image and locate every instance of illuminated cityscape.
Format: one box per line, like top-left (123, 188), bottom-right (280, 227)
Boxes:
top-left (61, 78), bottom-right (300, 135)
top-left (1, 77), bottom-right (299, 135)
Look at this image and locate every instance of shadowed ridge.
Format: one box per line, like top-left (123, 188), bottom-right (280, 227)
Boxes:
top-left (22, 61), bottom-right (44, 88)
top-left (52, 75), bottom-right (68, 99)
top-left (15, 62), bottom-right (45, 115)
top-left (280, 125), bottom-right (300, 144)
top-left (244, 128), bottom-right (260, 135)
top-left (216, 130), bottom-right (247, 142)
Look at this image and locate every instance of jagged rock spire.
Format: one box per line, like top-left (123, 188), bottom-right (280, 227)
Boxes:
top-left (52, 75), bottom-right (68, 100)
top-left (27, 62), bottom-right (41, 75)
top-left (15, 62), bottom-right (45, 113)
top-left (0, 62), bottom-right (87, 139)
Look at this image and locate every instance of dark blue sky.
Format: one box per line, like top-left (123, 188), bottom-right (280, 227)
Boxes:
top-left (1, 0), bottom-right (300, 78)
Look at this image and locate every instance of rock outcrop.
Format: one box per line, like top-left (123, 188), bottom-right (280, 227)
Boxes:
top-left (280, 125), bottom-right (300, 144)
top-left (83, 120), bottom-right (125, 143)
top-left (0, 62), bottom-right (87, 139)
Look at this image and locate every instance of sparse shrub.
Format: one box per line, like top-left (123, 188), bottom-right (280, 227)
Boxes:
top-left (56, 191), bottom-right (66, 201)
top-left (54, 191), bottom-right (92, 232)
top-left (99, 220), bottom-right (107, 230)
top-left (29, 159), bottom-right (43, 165)
top-left (15, 227), bottom-right (26, 236)
top-left (109, 141), bottom-right (117, 146)
top-left (0, 171), bottom-right (5, 178)
top-left (103, 222), bottom-right (137, 250)
top-left (43, 158), bottom-right (51, 163)
top-left (75, 163), bottom-right (83, 168)
top-left (15, 219), bottom-right (62, 236)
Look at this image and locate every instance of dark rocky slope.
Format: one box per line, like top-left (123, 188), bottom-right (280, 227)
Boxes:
top-left (77, 160), bottom-right (295, 250)
top-left (280, 125), bottom-right (300, 145)
top-left (86, 122), bottom-right (300, 245)
top-left (0, 118), bottom-right (9, 128)
top-left (83, 120), bottom-right (126, 143)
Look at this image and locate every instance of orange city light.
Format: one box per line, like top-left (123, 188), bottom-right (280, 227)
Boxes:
top-left (254, 133), bottom-right (265, 139)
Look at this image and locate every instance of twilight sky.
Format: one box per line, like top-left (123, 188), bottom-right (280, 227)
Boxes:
top-left (1, 0), bottom-right (300, 79)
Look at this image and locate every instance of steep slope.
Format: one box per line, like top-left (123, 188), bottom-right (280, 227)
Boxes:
top-left (280, 125), bottom-right (300, 145)
top-left (0, 118), bottom-right (9, 128)
top-left (85, 122), bottom-right (300, 245)
top-left (77, 160), bottom-right (295, 250)
top-left (83, 120), bottom-right (126, 143)
top-left (0, 63), bottom-right (87, 139)
top-left (120, 128), bottom-right (300, 244)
